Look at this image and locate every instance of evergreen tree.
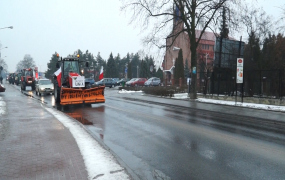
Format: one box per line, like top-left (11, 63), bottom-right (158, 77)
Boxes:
top-left (83, 50), bottom-right (96, 78)
top-left (219, 7), bottom-right (229, 39)
top-left (139, 60), bottom-right (148, 78)
top-left (144, 56), bottom-right (155, 78)
top-left (105, 53), bottom-right (117, 78)
top-left (45, 52), bottom-right (60, 79)
top-left (127, 61), bottom-right (132, 79)
top-left (274, 34), bottom-right (285, 69)
top-left (174, 49), bottom-right (184, 84)
top-left (131, 53), bottom-right (140, 78)
top-left (184, 59), bottom-right (190, 78)
top-left (120, 53), bottom-right (130, 78)
top-left (95, 52), bottom-right (106, 80)
top-left (155, 67), bottom-right (163, 81)
top-left (244, 31), bottom-right (262, 70)
top-left (114, 53), bottom-right (121, 78)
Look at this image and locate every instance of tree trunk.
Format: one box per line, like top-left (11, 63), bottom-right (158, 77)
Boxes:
top-left (190, 41), bottom-right (197, 99)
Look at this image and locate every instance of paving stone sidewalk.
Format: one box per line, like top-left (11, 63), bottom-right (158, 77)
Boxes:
top-left (0, 85), bottom-right (88, 180)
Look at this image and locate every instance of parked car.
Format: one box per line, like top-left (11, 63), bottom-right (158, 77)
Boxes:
top-left (112, 78), bottom-right (120, 82)
top-left (116, 78), bottom-right (129, 86)
top-left (0, 83), bottom-right (5, 92)
top-left (125, 78), bottom-right (138, 86)
top-left (129, 78), bottom-right (147, 87)
top-left (95, 78), bottom-right (116, 88)
top-left (144, 77), bottom-right (161, 86)
top-left (85, 78), bottom-right (95, 86)
top-left (35, 79), bottom-right (54, 96)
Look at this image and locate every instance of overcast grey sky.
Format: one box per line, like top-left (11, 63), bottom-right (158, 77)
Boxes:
top-left (0, 0), bottom-right (284, 72)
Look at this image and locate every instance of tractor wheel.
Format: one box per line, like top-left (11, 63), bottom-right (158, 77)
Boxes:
top-left (54, 83), bottom-right (61, 103)
top-left (32, 83), bottom-right (35, 91)
top-left (22, 82), bottom-right (26, 91)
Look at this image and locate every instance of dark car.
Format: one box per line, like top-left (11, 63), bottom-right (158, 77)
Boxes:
top-left (0, 83), bottom-right (5, 92)
top-left (129, 78), bottom-right (147, 87)
top-left (95, 78), bottom-right (116, 88)
top-left (116, 78), bottom-right (129, 86)
top-left (85, 78), bottom-right (95, 86)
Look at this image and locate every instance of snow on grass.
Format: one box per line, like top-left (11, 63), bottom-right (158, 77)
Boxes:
top-left (118, 89), bottom-right (143, 94)
top-left (44, 106), bottom-right (130, 180)
top-left (171, 93), bottom-right (285, 112)
top-left (172, 93), bottom-right (189, 99)
top-left (196, 98), bottom-right (285, 112)
top-left (118, 89), bottom-right (285, 112)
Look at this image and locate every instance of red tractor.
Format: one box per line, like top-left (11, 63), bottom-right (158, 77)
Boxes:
top-left (21, 68), bottom-right (36, 91)
top-left (53, 54), bottom-right (105, 105)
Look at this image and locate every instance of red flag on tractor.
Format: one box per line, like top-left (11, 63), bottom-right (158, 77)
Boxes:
top-left (99, 66), bottom-right (103, 80)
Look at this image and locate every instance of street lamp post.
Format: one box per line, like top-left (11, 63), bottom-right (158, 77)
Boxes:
top-left (0, 47), bottom-right (8, 58)
top-left (0, 26), bottom-right (13, 30)
top-left (0, 47), bottom-right (8, 50)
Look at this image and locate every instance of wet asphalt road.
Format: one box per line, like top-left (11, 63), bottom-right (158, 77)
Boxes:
top-left (8, 83), bottom-right (285, 180)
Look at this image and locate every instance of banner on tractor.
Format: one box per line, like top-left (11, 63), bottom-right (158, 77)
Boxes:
top-left (69, 73), bottom-right (85, 87)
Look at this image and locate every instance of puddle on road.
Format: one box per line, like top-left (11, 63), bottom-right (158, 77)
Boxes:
top-left (65, 112), bottom-right (93, 125)
top-left (54, 104), bottom-right (105, 129)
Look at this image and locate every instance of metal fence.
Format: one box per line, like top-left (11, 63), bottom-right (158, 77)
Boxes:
top-left (197, 69), bottom-right (285, 99)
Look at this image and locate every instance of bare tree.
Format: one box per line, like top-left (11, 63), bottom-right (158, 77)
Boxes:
top-left (0, 58), bottom-right (8, 72)
top-left (16, 54), bottom-right (36, 71)
top-left (121, 0), bottom-right (244, 99)
top-left (241, 5), bottom-right (272, 45)
top-left (277, 4), bottom-right (285, 33)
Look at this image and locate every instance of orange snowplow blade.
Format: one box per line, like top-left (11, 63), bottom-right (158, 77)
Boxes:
top-left (60, 86), bottom-right (105, 105)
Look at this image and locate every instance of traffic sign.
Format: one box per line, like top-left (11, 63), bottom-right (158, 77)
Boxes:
top-left (236, 58), bottom-right (243, 83)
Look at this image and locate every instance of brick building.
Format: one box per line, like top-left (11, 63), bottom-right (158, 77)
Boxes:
top-left (163, 29), bottom-right (216, 85)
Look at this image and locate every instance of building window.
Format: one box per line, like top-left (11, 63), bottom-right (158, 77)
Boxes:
top-left (202, 44), bottom-right (210, 50)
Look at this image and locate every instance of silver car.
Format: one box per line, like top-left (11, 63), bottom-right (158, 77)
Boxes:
top-left (144, 77), bottom-right (161, 86)
top-left (35, 79), bottom-right (54, 96)
top-left (125, 78), bottom-right (138, 86)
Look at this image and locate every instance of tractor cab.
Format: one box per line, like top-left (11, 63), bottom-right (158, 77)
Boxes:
top-left (63, 61), bottom-right (80, 77)
top-left (60, 58), bottom-right (82, 88)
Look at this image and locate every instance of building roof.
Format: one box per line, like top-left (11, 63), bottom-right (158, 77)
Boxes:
top-left (195, 30), bottom-right (217, 41)
top-left (195, 30), bottom-right (236, 41)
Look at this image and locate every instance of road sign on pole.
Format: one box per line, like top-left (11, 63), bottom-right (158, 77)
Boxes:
top-left (236, 58), bottom-right (244, 83)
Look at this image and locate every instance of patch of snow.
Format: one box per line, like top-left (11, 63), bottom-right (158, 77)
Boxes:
top-left (173, 93), bottom-right (189, 99)
top-left (196, 98), bottom-right (285, 112)
top-left (0, 97), bottom-right (6, 115)
top-left (160, 92), bottom-right (285, 112)
top-left (44, 106), bottom-right (130, 180)
top-left (118, 89), bottom-right (143, 94)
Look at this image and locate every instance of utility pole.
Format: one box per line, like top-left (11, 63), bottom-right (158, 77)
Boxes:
top-left (137, 66), bottom-right (139, 78)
